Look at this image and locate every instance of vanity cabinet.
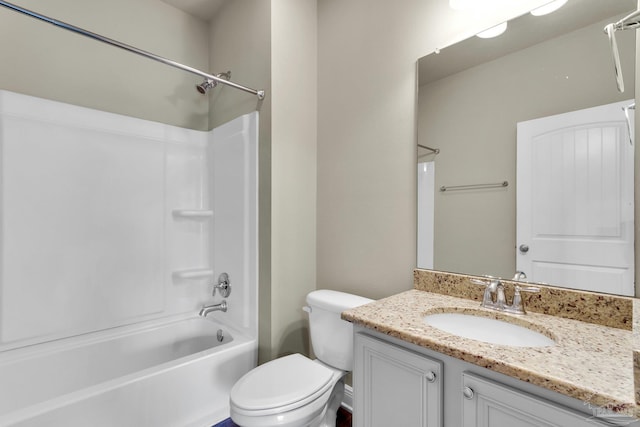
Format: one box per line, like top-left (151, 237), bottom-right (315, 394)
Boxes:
top-left (354, 333), bottom-right (443, 427)
top-left (353, 329), bottom-right (627, 427)
top-left (462, 373), bottom-right (610, 427)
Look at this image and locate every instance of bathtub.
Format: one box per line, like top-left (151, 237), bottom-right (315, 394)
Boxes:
top-left (0, 316), bottom-right (257, 427)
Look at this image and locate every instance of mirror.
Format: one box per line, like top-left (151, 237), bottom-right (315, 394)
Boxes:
top-left (417, 0), bottom-right (637, 296)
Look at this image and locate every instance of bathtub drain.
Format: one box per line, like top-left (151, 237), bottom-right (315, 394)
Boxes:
top-left (217, 329), bottom-right (224, 342)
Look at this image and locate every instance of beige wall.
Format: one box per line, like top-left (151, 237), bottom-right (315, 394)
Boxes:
top-left (208, 0), bottom-right (317, 362)
top-left (316, 0), bottom-right (549, 300)
top-left (419, 16), bottom-right (635, 279)
top-left (0, 0), bottom-right (210, 130)
top-left (207, 0), bottom-right (275, 363)
top-left (270, 0), bottom-right (318, 359)
top-left (208, 1), bottom-right (270, 130)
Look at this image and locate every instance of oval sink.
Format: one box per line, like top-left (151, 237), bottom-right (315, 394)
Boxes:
top-left (423, 313), bottom-right (555, 347)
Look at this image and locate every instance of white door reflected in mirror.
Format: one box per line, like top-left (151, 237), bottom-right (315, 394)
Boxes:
top-left (516, 100), bottom-right (634, 295)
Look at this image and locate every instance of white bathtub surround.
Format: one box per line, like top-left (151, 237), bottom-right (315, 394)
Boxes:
top-left (0, 90), bottom-right (259, 426)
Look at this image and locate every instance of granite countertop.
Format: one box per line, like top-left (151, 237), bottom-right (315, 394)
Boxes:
top-left (342, 289), bottom-right (637, 416)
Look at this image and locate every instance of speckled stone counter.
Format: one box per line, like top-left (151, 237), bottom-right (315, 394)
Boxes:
top-left (414, 269), bottom-right (633, 330)
top-left (343, 289), bottom-right (637, 416)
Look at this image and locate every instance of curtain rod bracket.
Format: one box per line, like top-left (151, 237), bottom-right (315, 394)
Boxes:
top-left (418, 144), bottom-right (440, 155)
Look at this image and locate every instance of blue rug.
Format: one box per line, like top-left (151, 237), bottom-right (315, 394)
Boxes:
top-left (212, 418), bottom-right (239, 427)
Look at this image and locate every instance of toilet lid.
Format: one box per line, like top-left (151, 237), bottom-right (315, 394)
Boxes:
top-left (230, 354), bottom-right (334, 411)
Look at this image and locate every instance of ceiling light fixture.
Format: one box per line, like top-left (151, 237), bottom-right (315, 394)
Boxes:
top-left (530, 0), bottom-right (568, 16)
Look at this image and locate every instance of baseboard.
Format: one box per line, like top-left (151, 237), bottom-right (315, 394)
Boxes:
top-left (341, 384), bottom-right (353, 412)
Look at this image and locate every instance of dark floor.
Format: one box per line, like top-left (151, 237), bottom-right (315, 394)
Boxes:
top-left (337, 407), bottom-right (353, 427)
top-left (212, 407), bottom-right (352, 427)
top-left (211, 419), bottom-right (237, 427)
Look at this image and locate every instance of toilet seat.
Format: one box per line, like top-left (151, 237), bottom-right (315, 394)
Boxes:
top-left (230, 354), bottom-right (337, 416)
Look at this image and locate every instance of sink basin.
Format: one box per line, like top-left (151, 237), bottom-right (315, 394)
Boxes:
top-left (423, 312), bottom-right (555, 347)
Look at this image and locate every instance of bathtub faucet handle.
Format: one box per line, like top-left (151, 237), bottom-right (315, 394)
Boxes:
top-left (214, 272), bottom-right (231, 298)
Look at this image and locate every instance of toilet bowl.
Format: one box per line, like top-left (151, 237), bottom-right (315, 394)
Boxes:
top-left (230, 290), bottom-right (372, 427)
top-left (230, 354), bottom-right (345, 427)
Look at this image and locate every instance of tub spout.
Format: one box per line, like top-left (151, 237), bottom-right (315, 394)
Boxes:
top-left (199, 300), bottom-right (227, 317)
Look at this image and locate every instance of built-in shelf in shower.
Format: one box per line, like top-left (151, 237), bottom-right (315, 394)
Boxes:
top-left (172, 269), bottom-right (214, 280)
top-left (172, 209), bottom-right (213, 218)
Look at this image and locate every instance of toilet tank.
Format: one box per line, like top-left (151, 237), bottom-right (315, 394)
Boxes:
top-left (305, 290), bottom-right (373, 371)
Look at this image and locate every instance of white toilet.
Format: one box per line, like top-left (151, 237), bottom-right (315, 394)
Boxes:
top-left (229, 290), bottom-right (373, 427)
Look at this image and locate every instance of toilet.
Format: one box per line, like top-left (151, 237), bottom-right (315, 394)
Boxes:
top-left (229, 290), bottom-right (373, 427)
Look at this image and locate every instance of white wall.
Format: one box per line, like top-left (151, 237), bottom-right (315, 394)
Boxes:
top-left (316, 0), bottom-right (550, 300)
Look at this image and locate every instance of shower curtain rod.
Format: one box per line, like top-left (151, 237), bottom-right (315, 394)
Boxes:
top-left (0, 0), bottom-right (265, 100)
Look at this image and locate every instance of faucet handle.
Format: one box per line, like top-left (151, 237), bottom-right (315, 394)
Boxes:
top-left (471, 276), bottom-right (502, 293)
top-left (470, 278), bottom-right (489, 286)
top-left (508, 285), bottom-right (540, 314)
top-left (515, 285), bottom-right (540, 294)
top-left (214, 272), bottom-right (231, 298)
top-left (470, 275), bottom-right (500, 286)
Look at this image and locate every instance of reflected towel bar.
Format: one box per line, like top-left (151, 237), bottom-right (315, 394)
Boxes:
top-left (440, 181), bottom-right (508, 192)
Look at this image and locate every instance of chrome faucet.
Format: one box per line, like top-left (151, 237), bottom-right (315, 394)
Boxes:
top-left (472, 277), bottom-right (506, 310)
top-left (199, 300), bottom-right (227, 317)
top-left (471, 277), bottom-right (539, 314)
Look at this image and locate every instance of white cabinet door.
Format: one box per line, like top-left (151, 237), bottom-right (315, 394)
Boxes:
top-left (354, 333), bottom-right (443, 427)
top-left (462, 373), bottom-right (614, 427)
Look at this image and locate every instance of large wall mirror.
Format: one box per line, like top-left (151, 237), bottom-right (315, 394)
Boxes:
top-left (417, 0), bottom-right (637, 296)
